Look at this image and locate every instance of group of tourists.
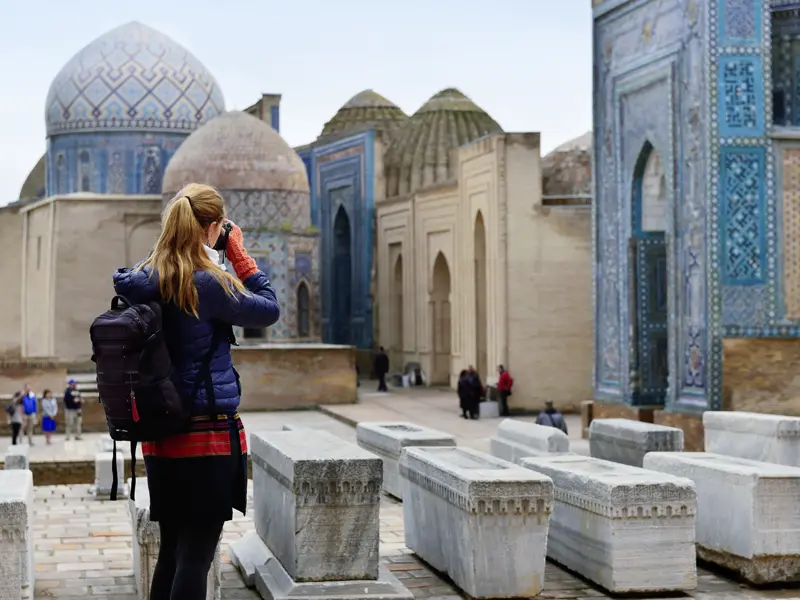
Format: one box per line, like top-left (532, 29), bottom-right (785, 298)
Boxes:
top-left (4, 379), bottom-right (83, 445)
top-left (456, 364), bottom-right (515, 420)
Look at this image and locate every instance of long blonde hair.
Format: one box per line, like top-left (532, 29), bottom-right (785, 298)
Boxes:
top-left (138, 183), bottom-right (245, 316)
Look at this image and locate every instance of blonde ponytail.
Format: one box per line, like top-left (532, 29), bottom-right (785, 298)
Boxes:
top-left (137, 183), bottom-right (245, 316)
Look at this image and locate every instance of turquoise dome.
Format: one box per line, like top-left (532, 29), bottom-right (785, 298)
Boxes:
top-left (45, 21), bottom-right (225, 136)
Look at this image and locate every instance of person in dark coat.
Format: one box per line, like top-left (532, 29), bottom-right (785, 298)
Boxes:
top-left (457, 370), bottom-right (471, 418)
top-left (374, 346), bottom-right (390, 392)
top-left (466, 365), bottom-right (483, 419)
top-left (113, 183), bottom-right (280, 600)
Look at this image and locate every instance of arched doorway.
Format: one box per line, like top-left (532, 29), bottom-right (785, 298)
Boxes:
top-left (297, 281), bottom-right (310, 339)
top-left (630, 142), bottom-right (669, 404)
top-left (430, 252), bottom-right (451, 385)
top-left (332, 206), bottom-right (352, 345)
top-left (392, 254), bottom-right (404, 369)
top-left (474, 211), bottom-right (488, 377)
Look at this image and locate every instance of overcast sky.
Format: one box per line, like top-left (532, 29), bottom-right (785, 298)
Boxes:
top-left (0, 0), bottom-right (592, 203)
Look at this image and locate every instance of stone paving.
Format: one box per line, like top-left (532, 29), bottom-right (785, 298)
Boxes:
top-left (30, 484), bottom-right (800, 599)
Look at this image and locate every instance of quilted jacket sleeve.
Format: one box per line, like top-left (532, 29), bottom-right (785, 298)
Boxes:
top-left (205, 270), bottom-right (280, 329)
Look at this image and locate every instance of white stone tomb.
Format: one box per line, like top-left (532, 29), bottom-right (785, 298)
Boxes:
top-left (400, 446), bottom-right (553, 599)
top-left (489, 418), bottom-right (570, 463)
top-left (239, 430), bottom-right (412, 600)
top-left (645, 451), bottom-right (800, 583)
top-left (589, 418), bottom-right (683, 467)
top-left (3, 445), bottom-right (29, 471)
top-left (356, 422), bottom-right (456, 499)
top-left (704, 411), bottom-right (800, 466)
top-left (520, 454), bottom-right (697, 593)
top-left (0, 470), bottom-right (34, 600)
top-left (128, 479), bottom-right (221, 600)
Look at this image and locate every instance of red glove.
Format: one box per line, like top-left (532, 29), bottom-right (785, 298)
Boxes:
top-left (226, 223), bottom-right (258, 281)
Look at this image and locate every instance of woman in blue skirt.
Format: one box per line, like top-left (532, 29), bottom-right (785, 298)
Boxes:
top-left (41, 389), bottom-right (57, 445)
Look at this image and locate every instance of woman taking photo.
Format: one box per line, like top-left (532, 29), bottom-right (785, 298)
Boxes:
top-left (113, 183), bottom-right (279, 600)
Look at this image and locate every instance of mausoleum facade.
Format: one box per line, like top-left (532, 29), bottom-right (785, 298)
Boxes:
top-left (594, 0), bottom-right (800, 422)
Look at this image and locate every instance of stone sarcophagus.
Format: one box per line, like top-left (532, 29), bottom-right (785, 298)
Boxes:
top-left (521, 454), bottom-right (697, 593)
top-left (400, 446), bottom-right (553, 599)
top-left (355, 422), bottom-right (456, 499)
top-left (3, 445), bottom-right (29, 471)
top-left (644, 452), bottom-right (800, 583)
top-left (703, 411), bottom-right (800, 467)
top-left (128, 479), bottom-right (221, 600)
top-left (589, 418), bottom-right (683, 467)
top-left (245, 430), bottom-right (412, 600)
top-left (0, 470), bottom-right (34, 600)
top-left (489, 419), bottom-right (570, 464)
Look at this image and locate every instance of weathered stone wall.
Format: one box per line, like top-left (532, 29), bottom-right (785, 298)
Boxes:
top-left (233, 343), bottom-right (357, 410)
top-left (722, 338), bottom-right (800, 415)
top-left (508, 135), bottom-right (592, 413)
top-left (51, 195), bottom-right (161, 362)
top-left (0, 205), bottom-right (23, 358)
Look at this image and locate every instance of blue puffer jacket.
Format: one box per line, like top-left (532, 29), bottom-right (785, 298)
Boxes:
top-left (112, 268), bottom-right (280, 414)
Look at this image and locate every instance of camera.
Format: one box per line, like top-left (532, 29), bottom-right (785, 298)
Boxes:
top-left (214, 221), bottom-right (233, 252)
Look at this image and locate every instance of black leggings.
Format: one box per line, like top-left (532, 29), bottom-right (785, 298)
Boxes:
top-left (11, 423), bottom-right (21, 445)
top-left (150, 519), bottom-right (224, 600)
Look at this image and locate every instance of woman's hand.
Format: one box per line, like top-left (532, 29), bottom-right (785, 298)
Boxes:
top-left (226, 222), bottom-right (259, 281)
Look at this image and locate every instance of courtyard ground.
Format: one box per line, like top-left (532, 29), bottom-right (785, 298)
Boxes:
top-left (10, 384), bottom-right (800, 598)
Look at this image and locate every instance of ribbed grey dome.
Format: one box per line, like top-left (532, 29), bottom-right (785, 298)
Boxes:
top-left (384, 88), bottom-right (502, 197)
top-left (163, 111), bottom-right (309, 194)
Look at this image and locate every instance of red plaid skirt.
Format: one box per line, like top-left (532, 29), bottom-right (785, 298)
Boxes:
top-left (143, 413), bottom-right (248, 523)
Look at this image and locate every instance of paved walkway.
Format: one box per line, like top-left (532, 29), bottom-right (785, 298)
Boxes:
top-left (32, 483), bottom-right (798, 599)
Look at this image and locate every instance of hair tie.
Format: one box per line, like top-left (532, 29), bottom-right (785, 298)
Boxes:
top-left (183, 195), bottom-right (192, 206)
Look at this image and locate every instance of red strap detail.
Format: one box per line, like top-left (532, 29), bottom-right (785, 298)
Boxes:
top-left (131, 393), bottom-right (140, 423)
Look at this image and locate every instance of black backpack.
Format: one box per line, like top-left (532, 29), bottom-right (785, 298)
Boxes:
top-left (90, 295), bottom-right (222, 500)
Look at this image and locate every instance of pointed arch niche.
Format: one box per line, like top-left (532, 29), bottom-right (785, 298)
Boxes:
top-left (474, 211), bottom-right (488, 377)
top-left (297, 281), bottom-right (311, 339)
top-left (392, 252), bottom-right (404, 369)
top-left (332, 205), bottom-right (352, 345)
top-left (630, 141), bottom-right (669, 405)
top-left (430, 251), bottom-right (452, 385)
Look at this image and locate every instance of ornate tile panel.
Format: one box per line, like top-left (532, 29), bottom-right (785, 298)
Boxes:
top-left (720, 147), bottom-right (766, 285)
top-left (720, 0), bottom-right (762, 45)
top-left (717, 57), bottom-right (764, 137)
top-left (781, 147), bottom-right (800, 318)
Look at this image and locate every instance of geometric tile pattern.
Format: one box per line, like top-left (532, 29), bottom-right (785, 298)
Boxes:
top-left (782, 147), bottom-right (800, 319)
top-left (224, 190), bottom-right (312, 232)
top-left (45, 22), bottom-right (224, 136)
top-left (721, 149), bottom-right (764, 284)
top-left (47, 131), bottom-right (184, 196)
top-left (722, 0), bottom-right (758, 42)
top-left (719, 58), bottom-right (760, 135)
top-left (722, 284), bottom-right (766, 326)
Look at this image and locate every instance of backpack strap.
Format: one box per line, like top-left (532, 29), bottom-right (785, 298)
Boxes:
top-left (188, 322), bottom-right (224, 419)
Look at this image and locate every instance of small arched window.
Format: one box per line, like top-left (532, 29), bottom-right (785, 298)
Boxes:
top-left (297, 282), bottom-right (310, 338)
top-left (79, 150), bottom-right (91, 192)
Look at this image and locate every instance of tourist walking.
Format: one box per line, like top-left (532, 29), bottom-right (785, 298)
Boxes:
top-left (497, 365), bottom-right (514, 417)
top-left (5, 392), bottom-right (22, 445)
top-left (536, 400), bottom-right (568, 434)
top-left (374, 346), bottom-right (390, 392)
top-left (20, 384), bottom-right (37, 445)
top-left (112, 184), bottom-right (280, 600)
top-left (41, 389), bottom-right (57, 445)
top-left (63, 379), bottom-right (83, 441)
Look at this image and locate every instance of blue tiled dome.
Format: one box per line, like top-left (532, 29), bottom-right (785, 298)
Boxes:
top-left (44, 22), bottom-right (225, 137)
